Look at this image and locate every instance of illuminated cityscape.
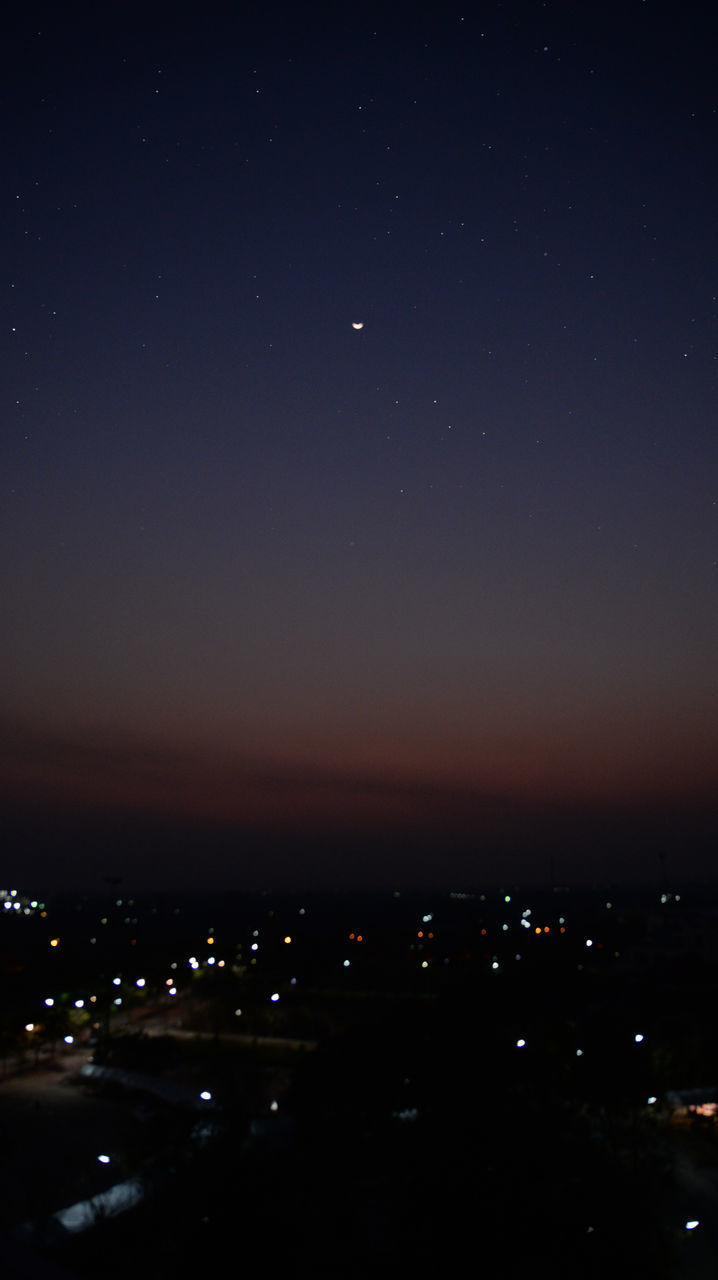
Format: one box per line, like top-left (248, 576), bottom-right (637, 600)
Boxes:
top-left (2, 880), bottom-right (718, 1275)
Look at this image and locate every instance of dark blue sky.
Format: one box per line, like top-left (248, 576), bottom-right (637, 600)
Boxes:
top-left (2, 1), bottom-right (717, 888)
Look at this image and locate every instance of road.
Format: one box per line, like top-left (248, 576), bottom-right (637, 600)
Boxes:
top-left (139, 1017), bottom-right (317, 1052)
top-left (0, 1045), bottom-right (144, 1232)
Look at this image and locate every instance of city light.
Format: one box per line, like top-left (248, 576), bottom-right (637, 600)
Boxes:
top-left (5, 874), bottom-right (710, 1243)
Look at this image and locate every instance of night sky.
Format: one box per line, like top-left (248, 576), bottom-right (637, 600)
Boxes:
top-left (3, 1), bottom-right (717, 889)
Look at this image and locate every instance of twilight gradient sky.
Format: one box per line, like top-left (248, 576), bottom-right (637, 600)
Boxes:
top-left (2, 1), bottom-right (717, 888)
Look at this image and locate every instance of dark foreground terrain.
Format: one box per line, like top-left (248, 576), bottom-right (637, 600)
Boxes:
top-left (2, 883), bottom-right (718, 1277)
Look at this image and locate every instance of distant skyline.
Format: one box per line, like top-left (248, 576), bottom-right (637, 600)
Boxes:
top-left (2, 2), bottom-right (716, 888)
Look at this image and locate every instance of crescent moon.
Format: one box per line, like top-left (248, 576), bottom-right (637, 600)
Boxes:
top-left (351, 321), bottom-right (364, 330)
